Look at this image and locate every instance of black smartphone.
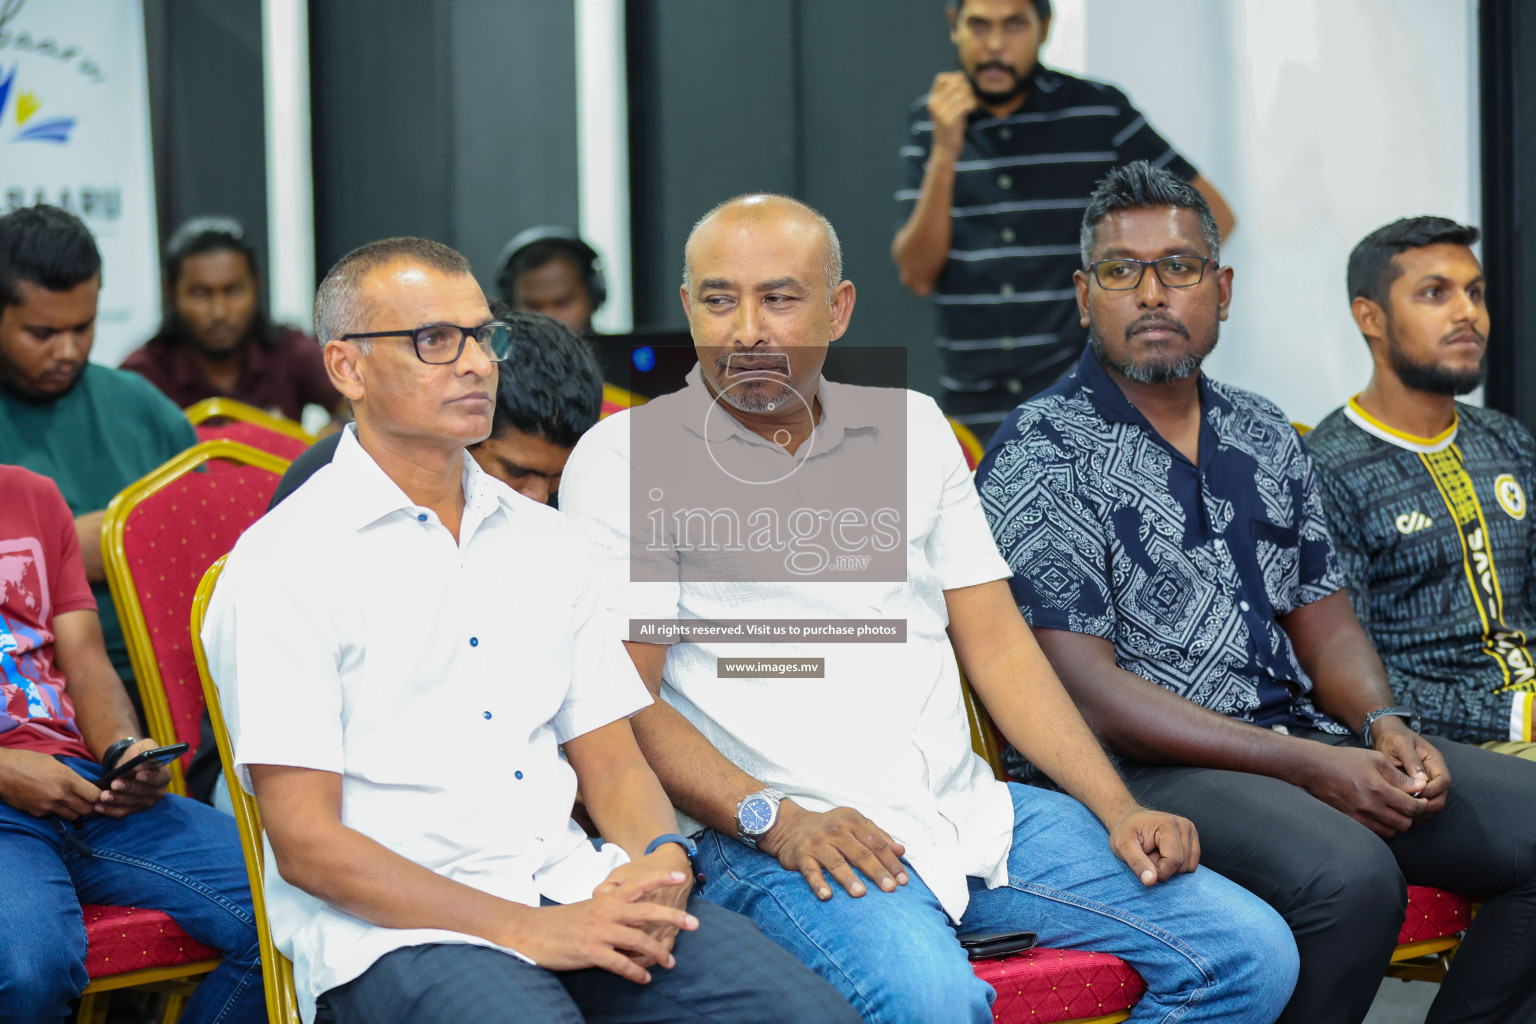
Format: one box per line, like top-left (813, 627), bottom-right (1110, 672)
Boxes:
top-left (958, 930), bottom-right (1038, 961)
top-left (93, 743), bottom-right (190, 790)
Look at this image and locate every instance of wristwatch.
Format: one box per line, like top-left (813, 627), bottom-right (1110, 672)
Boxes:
top-left (1361, 706), bottom-right (1419, 748)
top-left (735, 787), bottom-right (785, 849)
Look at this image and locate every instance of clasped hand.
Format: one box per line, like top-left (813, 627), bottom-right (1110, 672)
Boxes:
top-left (524, 849), bottom-right (696, 985)
top-left (1304, 721), bottom-right (1450, 837)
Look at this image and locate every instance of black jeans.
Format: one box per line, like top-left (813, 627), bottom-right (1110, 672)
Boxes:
top-left (1118, 732), bottom-right (1536, 1024)
top-left (315, 896), bottom-right (860, 1024)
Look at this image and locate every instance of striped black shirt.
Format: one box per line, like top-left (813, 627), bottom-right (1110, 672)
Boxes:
top-left (898, 66), bottom-right (1197, 437)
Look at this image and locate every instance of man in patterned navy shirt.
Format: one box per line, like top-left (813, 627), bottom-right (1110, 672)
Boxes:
top-left (975, 161), bottom-right (1536, 1024)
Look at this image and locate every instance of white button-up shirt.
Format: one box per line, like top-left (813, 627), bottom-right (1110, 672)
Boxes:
top-left (561, 369), bottom-right (1014, 921)
top-left (203, 427), bottom-right (649, 1022)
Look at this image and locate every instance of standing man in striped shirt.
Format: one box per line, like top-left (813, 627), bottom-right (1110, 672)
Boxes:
top-left (893, 0), bottom-right (1234, 441)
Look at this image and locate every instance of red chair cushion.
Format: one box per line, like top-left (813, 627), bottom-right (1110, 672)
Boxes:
top-left (973, 946), bottom-right (1146, 1023)
top-left (969, 885), bottom-right (1469, 1023)
top-left (195, 420), bottom-right (311, 460)
top-left (1399, 885), bottom-right (1472, 944)
top-left (81, 904), bottom-right (219, 979)
top-left (121, 463), bottom-right (280, 764)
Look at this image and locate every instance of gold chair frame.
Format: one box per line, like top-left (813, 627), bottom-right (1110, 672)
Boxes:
top-left (183, 397), bottom-right (317, 445)
top-left (192, 556), bottom-right (303, 1024)
top-left (102, 440), bottom-right (291, 795)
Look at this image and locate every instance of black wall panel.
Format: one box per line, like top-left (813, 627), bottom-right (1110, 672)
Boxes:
top-left (628, 1), bottom-right (799, 328)
top-left (309, 0), bottom-right (579, 291)
top-left (1481, 0), bottom-right (1533, 429)
top-left (628, 0), bottom-right (956, 395)
top-left (309, 0), bottom-right (455, 274)
top-left (144, 0), bottom-right (269, 298)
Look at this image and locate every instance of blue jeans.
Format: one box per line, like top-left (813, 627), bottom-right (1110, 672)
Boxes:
top-left (0, 756), bottom-right (264, 1023)
top-left (697, 783), bottom-right (1299, 1024)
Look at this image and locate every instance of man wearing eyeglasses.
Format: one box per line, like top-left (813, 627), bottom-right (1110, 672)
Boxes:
top-left (975, 161), bottom-right (1536, 1024)
top-left (202, 237), bottom-right (858, 1024)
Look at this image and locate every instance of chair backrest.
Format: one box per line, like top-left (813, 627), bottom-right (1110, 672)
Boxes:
top-left (192, 557), bottom-right (303, 1024)
top-left (195, 420), bottom-right (313, 461)
top-left (960, 672), bottom-right (1008, 781)
top-left (103, 440), bottom-right (290, 793)
top-left (600, 382), bottom-right (646, 419)
top-left (949, 417), bottom-right (985, 472)
top-left (185, 397), bottom-right (317, 460)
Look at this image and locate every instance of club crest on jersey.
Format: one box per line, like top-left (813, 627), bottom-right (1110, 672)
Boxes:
top-left (1496, 474), bottom-right (1526, 520)
top-left (1395, 510), bottom-right (1434, 535)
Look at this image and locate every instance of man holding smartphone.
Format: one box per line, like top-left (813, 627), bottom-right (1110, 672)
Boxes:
top-left (0, 463), bottom-right (263, 1023)
top-left (202, 237), bottom-right (857, 1024)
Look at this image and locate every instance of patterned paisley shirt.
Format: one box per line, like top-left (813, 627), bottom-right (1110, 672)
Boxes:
top-left (975, 346), bottom-right (1348, 733)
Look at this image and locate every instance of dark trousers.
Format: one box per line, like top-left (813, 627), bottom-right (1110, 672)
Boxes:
top-left (1119, 732), bottom-right (1536, 1024)
top-left (316, 896), bottom-right (860, 1024)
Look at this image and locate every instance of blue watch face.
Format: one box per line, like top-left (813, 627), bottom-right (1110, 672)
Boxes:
top-left (740, 796), bottom-right (775, 832)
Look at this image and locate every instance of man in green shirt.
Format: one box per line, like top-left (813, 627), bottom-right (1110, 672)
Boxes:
top-left (0, 205), bottom-right (197, 702)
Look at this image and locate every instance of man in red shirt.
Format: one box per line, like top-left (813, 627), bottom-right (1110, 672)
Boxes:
top-left (121, 216), bottom-right (343, 424)
top-left (0, 464), bottom-right (262, 1023)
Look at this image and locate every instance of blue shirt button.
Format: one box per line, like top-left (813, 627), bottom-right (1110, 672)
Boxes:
top-left (514, 770), bottom-right (524, 780)
top-left (470, 637), bottom-right (479, 647)
top-left (483, 711), bottom-right (492, 720)
top-left (417, 513), bottom-right (428, 522)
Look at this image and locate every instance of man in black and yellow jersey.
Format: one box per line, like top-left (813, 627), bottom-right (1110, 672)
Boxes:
top-left (1308, 216), bottom-right (1536, 759)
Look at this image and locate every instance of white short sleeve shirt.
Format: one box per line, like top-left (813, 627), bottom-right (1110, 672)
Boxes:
top-left (202, 427), bottom-right (651, 1022)
top-left (560, 370), bottom-right (1015, 921)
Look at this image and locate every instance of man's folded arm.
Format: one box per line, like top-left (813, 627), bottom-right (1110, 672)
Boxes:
top-left (946, 580), bottom-right (1140, 824)
top-left (1035, 621), bottom-right (1437, 836)
top-left (622, 641), bottom-right (775, 834)
top-left (1032, 626), bottom-right (1322, 783)
top-left (566, 719), bottom-right (688, 863)
top-left (249, 763), bottom-right (542, 945)
top-left (952, 580), bottom-right (1202, 883)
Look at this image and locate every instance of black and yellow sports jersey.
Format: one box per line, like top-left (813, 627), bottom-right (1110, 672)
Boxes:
top-left (1308, 398), bottom-right (1536, 744)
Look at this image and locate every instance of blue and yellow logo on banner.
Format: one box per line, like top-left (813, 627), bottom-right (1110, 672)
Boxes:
top-left (0, 64), bottom-right (74, 144)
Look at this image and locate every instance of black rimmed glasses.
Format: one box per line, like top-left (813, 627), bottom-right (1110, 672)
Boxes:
top-left (1087, 255), bottom-right (1217, 291)
top-left (340, 321), bottom-right (515, 364)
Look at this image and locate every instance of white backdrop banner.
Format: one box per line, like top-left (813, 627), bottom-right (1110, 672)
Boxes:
top-left (0, 0), bottom-right (158, 367)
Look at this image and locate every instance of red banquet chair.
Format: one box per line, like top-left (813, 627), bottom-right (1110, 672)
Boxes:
top-left (960, 684), bottom-right (1473, 1022)
top-left (102, 440), bottom-right (291, 794)
top-left (75, 905), bottom-right (221, 1024)
top-left (949, 417), bottom-right (985, 472)
top-left (601, 382), bottom-right (646, 419)
top-left (184, 396), bottom-right (316, 461)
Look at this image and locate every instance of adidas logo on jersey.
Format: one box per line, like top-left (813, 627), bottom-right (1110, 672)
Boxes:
top-left (1395, 510), bottom-right (1434, 535)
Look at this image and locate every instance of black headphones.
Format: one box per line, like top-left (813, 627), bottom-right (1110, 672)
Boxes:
top-left (493, 226), bottom-right (607, 312)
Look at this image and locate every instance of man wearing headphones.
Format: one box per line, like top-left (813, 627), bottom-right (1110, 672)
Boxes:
top-left (495, 227), bottom-right (606, 337)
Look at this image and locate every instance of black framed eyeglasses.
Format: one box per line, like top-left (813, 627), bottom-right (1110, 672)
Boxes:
top-left (1087, 255), bottom-right (1217, 291)
top-left (339, 321), bottom-right (515, 364)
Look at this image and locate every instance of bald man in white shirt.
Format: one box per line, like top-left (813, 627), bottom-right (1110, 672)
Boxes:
top-left (561, 194), bottom-right (1297, 1024)
top-left (202, 236), bottom-right (858, 1024)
